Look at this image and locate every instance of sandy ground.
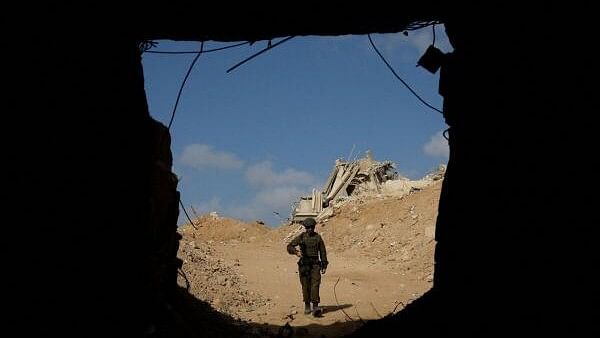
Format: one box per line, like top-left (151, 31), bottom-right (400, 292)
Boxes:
top-left (177, 178), bottom-right (442, 337)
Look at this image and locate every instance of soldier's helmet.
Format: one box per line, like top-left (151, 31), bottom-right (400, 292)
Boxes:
top-left (302, 218), bottom-right (316, 228)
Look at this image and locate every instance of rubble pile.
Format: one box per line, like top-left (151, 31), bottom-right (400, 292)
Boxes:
top-left (319, 164), bottom-right (446, 223)
top-left (186, 213), bottom-right (269, 243)
top-left (173, 167), bottom-right (445, 337)
top-left (291, 151), bottom-right (446, 224)
top-left (316, 183), bottom-right (440, 283)
top-left (177, 232), bottom-right (272, 320)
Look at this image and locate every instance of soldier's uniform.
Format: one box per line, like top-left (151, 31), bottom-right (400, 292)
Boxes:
top-left (287, 219), bottom-right (328, 315)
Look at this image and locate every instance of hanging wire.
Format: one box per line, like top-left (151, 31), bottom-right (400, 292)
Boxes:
top-left (179, 198), bottom-right (198, 229)
top-left (178, 268), bottom-right (191, 291)
top-left (145, 41), bottom-right (249, 54)
top-left (367, 34), bottom-right (443, 114)
top-left (405, 20), bottom-right (441, 31)
top-left (226, 36), bottom-right (295, 73)
top-left (167, 41), bottom-right (204, 130)
top-left (432, 23), bottom-right (437, 46)
top-left (138, 40), bottom-right (159, 53)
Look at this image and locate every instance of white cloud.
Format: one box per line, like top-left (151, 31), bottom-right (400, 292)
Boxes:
top-left (225, 186), bottom-right (310, 223)
top-left (255, 186), bottom-right (307, 209)
top-left (178, 197), bottom-right (222, 225)
top-left (245, 161), bottom-right (314, 187)
top-left (210, 162), bottom-right (317, 224)
top-left (182, 161), bottom-right (316, 225)
top-left (424, 131), bottom-right (449, 158)
top-left (225, 205), bottom-right (259, 221)
top-left (180, 144), bottom-right (243, 170)
top-left (192, 197), bottom-right (222, 215)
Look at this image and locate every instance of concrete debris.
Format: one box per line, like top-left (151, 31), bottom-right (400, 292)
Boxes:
top-left (177, 238), bottom-right (271, 317)
top-left (289, 151), bottom-right (446, 224)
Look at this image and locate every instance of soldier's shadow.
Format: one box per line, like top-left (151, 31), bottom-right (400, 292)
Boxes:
top-left (320, 304), bottom-right (353, 315)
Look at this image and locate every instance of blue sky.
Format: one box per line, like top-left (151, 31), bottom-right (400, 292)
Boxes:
top-left (142, 25), bottom-right (452, 226)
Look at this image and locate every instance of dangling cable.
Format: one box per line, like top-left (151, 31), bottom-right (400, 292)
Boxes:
top-left (367, 34), bottom-right (443, 114)
top-left (167, 41), bottom-right (204, 130)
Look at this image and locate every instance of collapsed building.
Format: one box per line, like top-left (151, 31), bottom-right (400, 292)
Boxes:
top-left (290, 150), bottom-right (398, 223)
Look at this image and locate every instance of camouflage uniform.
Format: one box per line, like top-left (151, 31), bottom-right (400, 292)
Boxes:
top-left (287, 231), bottom-right (328, 304)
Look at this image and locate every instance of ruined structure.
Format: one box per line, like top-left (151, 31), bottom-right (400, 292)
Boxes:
top-left (291, 151), bottom-right (397, 223)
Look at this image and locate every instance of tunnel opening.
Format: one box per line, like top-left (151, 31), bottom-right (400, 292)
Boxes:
top-left (5, 6), bottom-right (596, 337)
top-left (141, 32), bottom-right (449, 337)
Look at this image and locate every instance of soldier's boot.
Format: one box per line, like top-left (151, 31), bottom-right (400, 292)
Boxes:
top-left (312, 302), bottom-right (323, 317)
top-left (304, 302), bottom-right (311, 315)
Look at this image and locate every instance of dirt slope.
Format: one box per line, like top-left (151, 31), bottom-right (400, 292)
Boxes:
top-left (177, 179), bottom-right (442, 337)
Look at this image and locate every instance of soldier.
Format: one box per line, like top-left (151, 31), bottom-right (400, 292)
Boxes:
top-left (286, 217), bottom-right (328, 316)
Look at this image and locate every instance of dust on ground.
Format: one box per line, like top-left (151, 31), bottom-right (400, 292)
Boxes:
top-left (176, 175), bottom-right (442, 337)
